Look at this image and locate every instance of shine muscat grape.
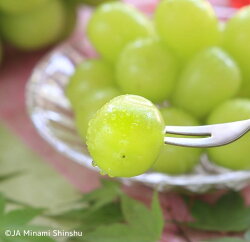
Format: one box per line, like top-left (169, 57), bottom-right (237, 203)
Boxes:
top-left (155, 0), bottom-right (220, 61)
top-left (173, 47), bottom-right (241, 119)
top-left (87, 2), bottom-right (154, 63)
top-left (86, 95), bottom-right (165, 177)
top-left (0, 0), bottom-right (49, 14)
top-left (66, 59), bottom-right (115, 109)
top-left (153, 107), bottom-right (202, 175)
top-left (116, 38), bottom-right (178, 103)
top-left (207, 99), bottom-right (250, 170)
top-left (223, 6), bottom-right (250, 97)
top-left (0, 0), bottom-right (66, 50)
top-left (75, 87), bottom-right (121, 139)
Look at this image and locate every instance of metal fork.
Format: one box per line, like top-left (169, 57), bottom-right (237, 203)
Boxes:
top-left (164, 119), bottom-right (250, 148)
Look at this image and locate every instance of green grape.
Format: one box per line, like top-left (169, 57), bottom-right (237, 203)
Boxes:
top-left (0, 0), bottom-right (65, 50)
top-left (207, 99), bottom-right (250, 170)
top-left (155, 0), bottom-right (220, 61)
top-left (59, 1), bottom-right (77, 40)
top-left (86, 95), bottom-right (165, 177)
top-left (84, 0), bottom-right (117, 6)
top-left (223, 6), bottom-right (250, 97)
top-left (0, 0), bottom-right (49, 14)
top-left (173, 47), bottom-right (241, 120)
top-left (153, 107), bottom-right (202, 174)
top-left (75, 87), bottom-right (121, 139)
top-left (87, 2), bottom-right (154, 62)
top-left (116, 38), bottom-right (178, 103)
top-left (66, 59), bottom-right (115, 108)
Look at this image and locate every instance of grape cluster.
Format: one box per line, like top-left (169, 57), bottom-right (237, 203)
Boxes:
top-left (67, 0), bottom-right (250, 177)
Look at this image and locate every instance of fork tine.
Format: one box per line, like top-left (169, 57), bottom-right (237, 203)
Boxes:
top-left (164, 136), bottom-right (214, 148)
top-left (165, 125), bottom-right (212, 136)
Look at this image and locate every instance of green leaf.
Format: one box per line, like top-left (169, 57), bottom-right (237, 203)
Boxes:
top-left (76, 202), bottom-right (123, 232)
top-left (186, 192), bottom-right (250, 232)
top-left (82, 192), bottom-right (164, 242)
top-left (121, 195), bottom-right (150, 227)
top-left (50, 208), bottom-right (89, 222)
top-left (1, 208), bottom-right (44, 226)
top-left (1, 236), bottom-right (56, 242)
top-left (151, 192), bottom-right (164, 237)
top-left (82, 223), bottom-right (154, 242)
top-left (52, 201), bottom-right (123, 234)
top-left (0, 172), bottom-right (22, 183)
top-left (121, 192), bottom-right (164, 240)
top-left (203, 238), bottom-right (246, 242)
top-left (0, 193), bottom-right (5, 217)
top-left (5, 197), bottom-right (31, 207)
top-left (28, 237), bottom-right (55, 242)
top-left (80, 179), bottom-right (121, 211)
top-left (52, 179), bottom-right (122, 225)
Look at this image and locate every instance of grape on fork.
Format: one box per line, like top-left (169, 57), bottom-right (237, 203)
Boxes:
top-left (165, 119), bottom-right (250, 148)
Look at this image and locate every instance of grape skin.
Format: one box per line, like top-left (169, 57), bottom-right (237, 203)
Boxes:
top-left (0, 0), bottom-right (66, 50)
top-left (116, 38), bottom-right (178, 103)
top-left (75, 87), bottom-right (121, 139)
top-left (207, 99), bottom-right (250, 170)
top-left (173, 47), bottom-right (241, 120)
top-left (86, 95), bottom-right (165, 177)
top-left (66, 59), bottom-right (115, 109)
top-left (87, 2), bottom-right (154, 62)
top-left (59, 1), bottom-right (77, 40)
top-left (153, 107), bottom-right (202, 174)
top-left (155, 0), bottom-right (220, 61)
top-left (0, 0), bottom-right (49, 14)
top-left (223, 6), bottom-right (250, 97)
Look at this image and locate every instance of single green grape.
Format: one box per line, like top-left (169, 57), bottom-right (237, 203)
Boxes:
top-left (153, 107), bottom-right (202, 175)
top-left (59, 1), bottom-right (77, 40)
top-left (87, 2), bottom-right (154, 62)
top-left (173, 47), bottom-right (241, 120)
top-left (223, 6), bottom-right (250, 97)
top-left (84, 0), bottom-right (117, 6)
top-left (0, 0), bottom-right (65, 50)
top-left (116, 38), bottom-right (178, 103)
top-left (66, 59), bottom-right (115, 108)
top-left (207, 99), bottom-right (250, 170)
top-left (75, 87), bottom-right (121, 139)
top-left (155, 0), bottom-right (220, 61)
top-left (0, 0), bottom-right (49, 14)
top-left (86, 95), bottom-right (165, 177)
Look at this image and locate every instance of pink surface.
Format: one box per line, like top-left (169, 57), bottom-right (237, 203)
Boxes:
top-left (0, 1), bottom-right (247, 241)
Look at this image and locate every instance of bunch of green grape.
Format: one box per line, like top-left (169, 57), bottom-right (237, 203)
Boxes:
top-left (67, 0), bottom-right (250, 178)
top-left (0, 0), bottom-right (114, 64)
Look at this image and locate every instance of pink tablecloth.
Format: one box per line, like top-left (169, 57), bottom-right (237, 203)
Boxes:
top-left (0, 1), bottom-right (247, 241)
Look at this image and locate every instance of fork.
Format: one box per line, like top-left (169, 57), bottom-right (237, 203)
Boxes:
top-left (164, 119), bottom-right (250, 148)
